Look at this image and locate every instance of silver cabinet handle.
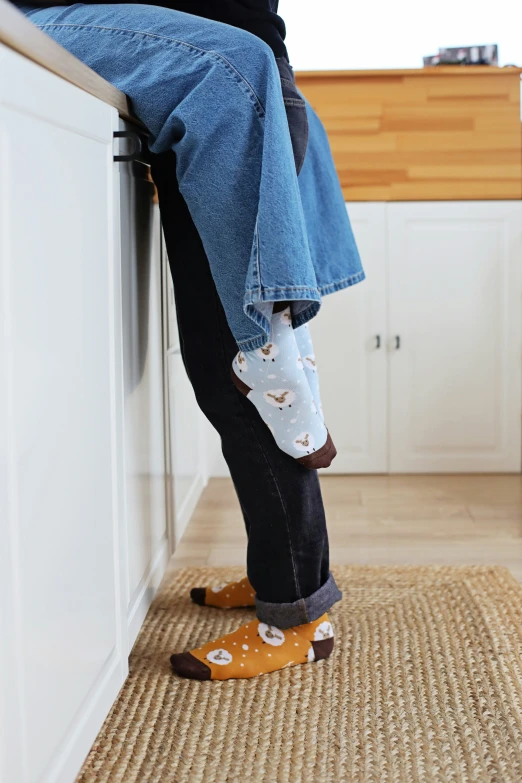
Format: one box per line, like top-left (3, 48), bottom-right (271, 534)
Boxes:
top-left (388, 335), bottom-right (401, 350)
top-left (375, 335), bottom-right (381, 349)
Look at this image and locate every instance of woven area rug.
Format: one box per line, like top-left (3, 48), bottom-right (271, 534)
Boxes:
top-left (76, 566), bottom-right (522, 783)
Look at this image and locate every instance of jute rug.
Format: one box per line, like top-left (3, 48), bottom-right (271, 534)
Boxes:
top-left (76, 566), bottom-right (522, 783)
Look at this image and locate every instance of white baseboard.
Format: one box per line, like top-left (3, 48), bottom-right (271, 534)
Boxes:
top-left (47, 648), bottom-right (127, 783)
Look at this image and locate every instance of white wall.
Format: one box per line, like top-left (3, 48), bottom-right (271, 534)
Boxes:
top-left (280, 0), bottom-right (521, 71)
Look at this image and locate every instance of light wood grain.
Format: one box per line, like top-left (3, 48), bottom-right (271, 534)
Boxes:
top-left (296, 68), bottom-right (522, 201)
top-left (297, 67), bottom-right (522, 79)
top-left (172, 476), bottom-right (522, 582)
top-left (0, 0), bottom-right (137, 122)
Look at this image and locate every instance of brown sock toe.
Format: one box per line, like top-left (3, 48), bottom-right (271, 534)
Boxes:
top-left (190, 587), bottom-right (207, 606)
top-left (170, 652), bottom-right (212, 680)
top-left (296, 431), bottom-right (337, 470)
top-left (312, 636), bottom-right (335, 661)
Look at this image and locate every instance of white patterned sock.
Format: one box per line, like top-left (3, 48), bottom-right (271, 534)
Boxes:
top-left (294, 322), bottom-right (324, 423)
top-left (231, 307), bottom-right (335, 468)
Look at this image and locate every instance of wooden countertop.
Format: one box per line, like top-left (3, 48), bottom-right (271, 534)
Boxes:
top-left (297, 67), bottom-right (522, 79)
top-left (0, 0), bottom-right (137, 122)
top-left (296, 67), bottom-right (522, 201)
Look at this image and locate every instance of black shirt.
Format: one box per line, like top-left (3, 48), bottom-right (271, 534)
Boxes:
top-left (13, 0), bottom-right (288, 58)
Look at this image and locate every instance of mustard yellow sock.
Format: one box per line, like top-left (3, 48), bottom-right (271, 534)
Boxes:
top-left (170, 613), bottom-right (334, 680)
top-left (190, 576), bottom-right (256, 609)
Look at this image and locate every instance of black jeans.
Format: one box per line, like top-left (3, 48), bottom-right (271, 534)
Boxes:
top-left (151, 152), bottom-right (342, 628)
top-left (276, 57), bottom-right (309, 177)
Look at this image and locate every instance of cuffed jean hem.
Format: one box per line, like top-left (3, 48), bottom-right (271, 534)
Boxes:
top-left (254, 572), bottom-right (342, 629)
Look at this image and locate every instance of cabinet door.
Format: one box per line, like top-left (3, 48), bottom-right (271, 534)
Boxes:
top-left (0, 48), bottom-right (126, 783)
top-left (166, 351), bottom-right (206, 544)
top-left (388, 201), bottom-right (522, 473)
top-left (310, 203), bottom-right (388, 473)
top-left (119, 140), bottom-right (169, 649)
top-left (162, 236), bottom-right (207, 541)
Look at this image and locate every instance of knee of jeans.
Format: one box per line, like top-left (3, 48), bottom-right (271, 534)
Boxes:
top-left (220, 27), bottom-right (278, 89)
top-left (222, 24), bottom-right (274, 59)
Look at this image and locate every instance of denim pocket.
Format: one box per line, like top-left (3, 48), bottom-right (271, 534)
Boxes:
top-left (277, 59), bottom-right (309, 176)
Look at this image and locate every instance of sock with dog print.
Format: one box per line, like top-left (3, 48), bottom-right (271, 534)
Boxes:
top-left (170, 613), bottom-right (334, 680)
top-left (231, 306), bottom-right (336, 469)
top-left (190, 575), bottom-right (256, 609)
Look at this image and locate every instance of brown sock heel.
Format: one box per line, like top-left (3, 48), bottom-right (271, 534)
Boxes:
top-left (296, 431), bottom-right (337, 470)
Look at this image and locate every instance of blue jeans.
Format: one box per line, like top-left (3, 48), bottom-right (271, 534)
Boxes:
top-left (22, 3), bottom-right (364, 351)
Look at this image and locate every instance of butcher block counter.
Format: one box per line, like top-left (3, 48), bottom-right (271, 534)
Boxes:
top-left (296, 67), bottom-right (522, 201)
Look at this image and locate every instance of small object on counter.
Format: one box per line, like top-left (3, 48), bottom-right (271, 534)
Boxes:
top-left (424, 44), bottom-right (498, 66)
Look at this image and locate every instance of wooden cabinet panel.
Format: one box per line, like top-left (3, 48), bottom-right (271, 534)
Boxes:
top-left (296, 68), bottom-right (522, 201)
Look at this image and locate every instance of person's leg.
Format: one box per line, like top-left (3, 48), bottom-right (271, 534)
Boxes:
top-left (230, 306), bottom-right (335, 467)
top-left (151, 152), bottom-right (341, 645)
top-left (20, 4), bottom-right (342, 675)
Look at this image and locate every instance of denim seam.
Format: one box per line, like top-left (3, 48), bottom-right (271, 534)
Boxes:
top-left (34, 22), bottom-right (267, 118)
top-left (319, 269), bottom-right (366, 294)
top-left (211, 284), bottom-right (301, 601)
top-left (236, 334), bottom-right (268, 351)
top-left (244, 269), bottom-right (366, 298)
top-left (255, 217), bottom-right (261, 290)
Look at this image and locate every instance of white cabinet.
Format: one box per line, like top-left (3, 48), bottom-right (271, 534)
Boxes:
top-left (166, 351), bottom-right (206, 543)
top-left (388, 201), bottom-right (522, 472)
top-left (118, 136), bottom-right (170, 649)
top-left (163, 247), bottom-right (207, 544)
top-left (0, 46), bottom-right (127, 783)
top-left (313, 200), bottom-right (522, 474)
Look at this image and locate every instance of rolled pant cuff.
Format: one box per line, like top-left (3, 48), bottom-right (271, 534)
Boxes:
top-left (254, 572), bottom-right (342, 630)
